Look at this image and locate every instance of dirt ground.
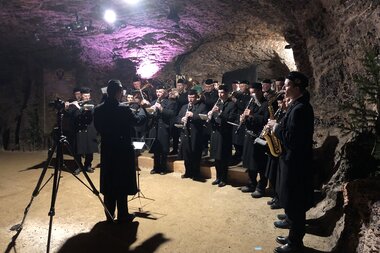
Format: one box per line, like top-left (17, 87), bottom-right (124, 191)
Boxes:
top-left (0, 151), bottom-right (331, 253)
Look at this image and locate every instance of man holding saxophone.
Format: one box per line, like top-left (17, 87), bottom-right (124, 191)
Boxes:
top-left (266, 71), bottom-right (314, 253)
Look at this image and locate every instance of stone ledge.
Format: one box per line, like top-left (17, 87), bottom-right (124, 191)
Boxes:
top-left (138, 153), bottom-right (249, 185)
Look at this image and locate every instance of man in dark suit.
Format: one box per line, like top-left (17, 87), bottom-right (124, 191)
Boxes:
top-left (201, 79), bottom-right (219, 156)
top-left (232, 80), bottom-right (251, 163)
top-left (268, 71), bottom-right (314, 253)
top-left (208, 84), bottom-right (237, 187)
top-left (71, 87), bottom-right (98, 174)
top-left (148, 86), bottom-right (177, 175)
top-left (94, 79), bottom-right (146, 223)
top-left (177, 89), bottom-right (207, 180)
top-left (240, 82), bottom-right (270, 197)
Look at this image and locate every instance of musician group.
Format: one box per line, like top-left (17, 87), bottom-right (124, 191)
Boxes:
top-left (62, 71), bottom-right (314, 253)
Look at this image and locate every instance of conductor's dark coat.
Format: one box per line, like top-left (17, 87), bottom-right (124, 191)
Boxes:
top-left (209, 99), bottom-right (237, 160)
top-left (274, 95), bottom-right (314, 211)
top-left (177, 101), bottom-right (208, 159)
top-left (94, 98), bottom-right (146, 196)
top-left (148, 98), bottom-right (177, 154)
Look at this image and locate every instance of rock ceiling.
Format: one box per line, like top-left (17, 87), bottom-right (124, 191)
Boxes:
top-left (0, 0), bottom-right (301, 79)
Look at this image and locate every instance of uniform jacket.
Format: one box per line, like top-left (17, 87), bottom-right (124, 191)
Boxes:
top-left (274, 94), bottom-right (314, 211)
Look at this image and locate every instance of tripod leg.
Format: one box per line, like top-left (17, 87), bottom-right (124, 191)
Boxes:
top-left (46, 139), bottom-right (64, 253)
top-left (32, 143), bottom-right (58, 197)
top-left (63, 140), bottom-right (115, 221)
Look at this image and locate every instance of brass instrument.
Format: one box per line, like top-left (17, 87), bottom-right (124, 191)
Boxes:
top-left (259, 102), bottom-right (282, 157)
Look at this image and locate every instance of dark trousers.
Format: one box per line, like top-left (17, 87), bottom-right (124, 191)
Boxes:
top-left (74, 153), bottom-right (93, 168)
top-left (233, 144), bottom-right (243, 159)
top-left (104, 194), bottom-right (128, 220)
top-left (215, 159), bottom-right (228, 182)
top-left (153, 152), bottom-right (168, 172)
top-left (285, 207), bottom-right (306, 246)
top-left (184, 151), bottom-right (202, 177)
top-left (247, 168), bottom-right (268, 192)
top-left (171, 127), bottom-right (180, 153)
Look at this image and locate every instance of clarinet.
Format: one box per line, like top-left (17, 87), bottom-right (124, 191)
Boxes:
top-left (235, 96), bottom-right (254, 134)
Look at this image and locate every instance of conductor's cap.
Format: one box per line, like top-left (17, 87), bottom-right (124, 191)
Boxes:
top-left (107, 79), bottom-right (122, 95)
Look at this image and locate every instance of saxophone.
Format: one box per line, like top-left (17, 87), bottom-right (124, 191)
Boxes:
top-left (260, 102), bottom-right (282, 157)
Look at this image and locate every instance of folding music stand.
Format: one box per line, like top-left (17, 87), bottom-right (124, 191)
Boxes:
top-left (129, 137), bottom-right (155, 211)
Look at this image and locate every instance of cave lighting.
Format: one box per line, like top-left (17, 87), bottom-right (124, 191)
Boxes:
top-left (137, 61), bottom-right (159, 78)
top-left (125, 0), bottom-right (140, 4)
top-left (104, 9), bottom-right (117, 24)
top-left (188, 77), bottom-right (192, 82)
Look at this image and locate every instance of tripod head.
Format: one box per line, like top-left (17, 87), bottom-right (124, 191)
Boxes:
top-left (48, 98), bottom-right (65, 112)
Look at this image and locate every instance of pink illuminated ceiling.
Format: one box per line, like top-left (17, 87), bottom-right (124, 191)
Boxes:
top-left (0, 0), bottom-right (294, 77)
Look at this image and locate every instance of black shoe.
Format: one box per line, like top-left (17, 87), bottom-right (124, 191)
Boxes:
top-left (274, 243), bottom-right (303, 253)
top-left (251, 190), bottom-right (265, 198)
top-left (277, 214), bottom-right (287, 220)
top-left (270, 202), bottom-right (282, 210)
top-left (192, 177), bottom-right (206, 182)
top-left (267, 198), bottom-right (276, 205)
top-left (150, 169), bottom-right (158, 174)
top-left (211, 179), bottom-right (220, 185)
top-left (276, 236), bottom-right (289, 245)
top-left (73, 168), bottom-right (81, 175)
top-left (181, 174), bottom-right (192, 179)
top-left (169, 150), bottom-right (178, 156)
top-left (241, 185), bottom-right (255, 193)
top-left (274, 220), bottom-right (292, 229)
top-left (85, 166), bottom-right (94, 173)
top-left (218, 181), bottom-right (226, 187)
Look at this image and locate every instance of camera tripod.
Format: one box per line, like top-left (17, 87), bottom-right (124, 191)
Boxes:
top-left (7, 102), bottom-right (113, 253)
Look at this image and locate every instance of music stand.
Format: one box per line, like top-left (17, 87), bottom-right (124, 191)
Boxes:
top-left (129, 138), bottom-right (155, 211)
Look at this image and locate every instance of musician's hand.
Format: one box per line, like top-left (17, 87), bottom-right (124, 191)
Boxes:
top-left (140, 99), bottom-right (151, 107)
top-left (181, 116), bottom-right (187, 124)
top-left (155, 103), bottom-right (163, 111)
top-left (72, 101), bottom-right (80, 109)
top-left (64, 102), bottom-right (69, 110)
top-left (267, 119), bottom-right (276, 130)
top-left (207, 110), bottom-right (213, 119)
top-left (186, 111), bottom-right (193, 118)
top-left (243, 109), bottom-right (251, 116)
top-left (212, 106), bottom-right (220, 113)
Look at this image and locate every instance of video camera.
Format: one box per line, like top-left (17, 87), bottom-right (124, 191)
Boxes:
top-left (48, 98), bottom-right (65, 111)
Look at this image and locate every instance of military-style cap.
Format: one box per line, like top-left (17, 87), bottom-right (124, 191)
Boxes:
top-left (286, 71), bottom-right (309, 88)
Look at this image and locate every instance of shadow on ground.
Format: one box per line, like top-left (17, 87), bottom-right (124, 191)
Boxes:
top-left (58, 221), bottom-right (170, 253)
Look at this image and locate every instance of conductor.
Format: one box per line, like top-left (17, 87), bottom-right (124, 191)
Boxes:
top-left (94, 79), bottom-right (147, 223)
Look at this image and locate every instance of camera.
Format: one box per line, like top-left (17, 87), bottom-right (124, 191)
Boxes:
top-left (48, 98), bottom-right (65, 111)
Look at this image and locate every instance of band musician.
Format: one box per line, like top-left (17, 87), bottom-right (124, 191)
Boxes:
top-left (148, 86), bottom-right (177, 175)
top-left (240, 82), bottom-right (269, 198)
top-left (177, 89), bottom-right (207, 180)
top-left (208, 84), bottom-right (237, 187)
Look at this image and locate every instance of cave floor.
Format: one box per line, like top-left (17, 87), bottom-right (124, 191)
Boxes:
top-left (0, 151), bottom-right (331, 253)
